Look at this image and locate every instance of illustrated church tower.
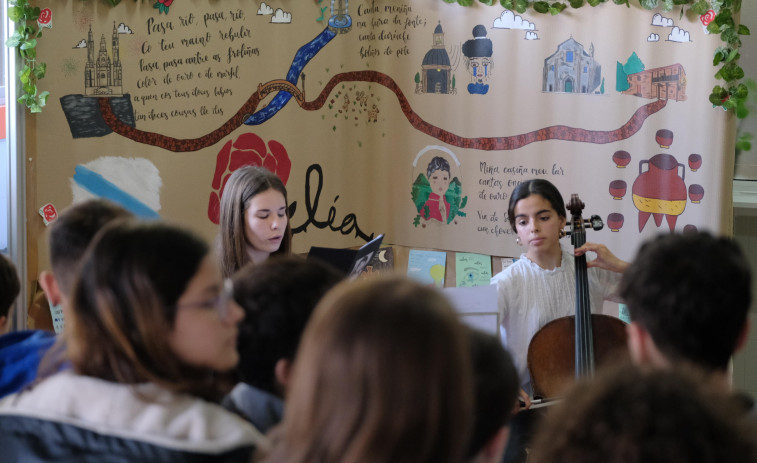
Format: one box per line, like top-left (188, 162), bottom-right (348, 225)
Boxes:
top-left (420, 22), bottom-right (452, 94)
top-left (85, 23), bottom-right (123, 96)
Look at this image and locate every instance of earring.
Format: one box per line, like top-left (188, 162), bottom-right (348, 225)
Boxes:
top-left (516, 237), bottom-right (521, 245)
top-left (559, 229), bottom-right (566, 238)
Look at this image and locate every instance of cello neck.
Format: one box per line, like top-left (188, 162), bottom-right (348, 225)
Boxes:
top-left (566, 194), bottom-right (594, 378)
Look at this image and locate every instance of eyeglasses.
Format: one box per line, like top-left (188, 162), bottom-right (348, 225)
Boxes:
top-left (176, 278), bottom-right (235, 320)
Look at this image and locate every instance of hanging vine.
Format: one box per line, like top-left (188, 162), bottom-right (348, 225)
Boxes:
top-left (5, 0), bottom-right (750, 117)
top-left (7, 0), bottom-right (49, 112)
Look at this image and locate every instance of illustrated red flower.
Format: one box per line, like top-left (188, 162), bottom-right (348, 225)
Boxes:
top-left (700, 9), bottom-right (715, 26)
top-left (207, 133), bottom-right (292, 224)
top-left (37, 8), bottom-right (52, 28)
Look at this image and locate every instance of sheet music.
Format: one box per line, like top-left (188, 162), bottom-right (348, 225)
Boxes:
top-left (442, 285), bottom-right (500, 338)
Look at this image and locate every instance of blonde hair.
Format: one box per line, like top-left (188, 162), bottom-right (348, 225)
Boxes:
top-left (262, 276), bottom-right (473, 463)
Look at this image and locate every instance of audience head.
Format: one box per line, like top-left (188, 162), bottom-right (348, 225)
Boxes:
top-left (507, 179), bottom-right (566, 233)
top-left (529, 364), bottom-right (757, 463)
top-left (466, 329), bottom-right (520, 463)
top-left (0, 253), bottom-right (20, 334)
top-left (39, 199), bottom-right (132, 307)
top-left (263, 276), bottom-right (473, 463)
top-left (218, 166), bottom-right (291, 277)
top-left (67, 220), bottom-right (244, 400)
top-left (619, 232), bottom-right (752, 372)
top-left (232, 256), bottom-right (344, 396)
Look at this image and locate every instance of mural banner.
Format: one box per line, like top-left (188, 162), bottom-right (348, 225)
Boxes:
top-left (28, 0), bottom-right (733, 269)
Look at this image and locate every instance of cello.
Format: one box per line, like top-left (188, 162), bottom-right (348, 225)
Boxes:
top-left (526, 194), bottom-right (628, 399)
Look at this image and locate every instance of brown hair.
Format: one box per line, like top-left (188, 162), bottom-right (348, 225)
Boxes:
top-left (217, 166), bottom-right (291, 278)
top-left (65, 220), bottom-right (225, 401)
top-left (47, 199), bottom-right (132, 296)
top-left (261, 276), bottom-right (473, 463)
top-left (529, 364), bottom-right (757, 463)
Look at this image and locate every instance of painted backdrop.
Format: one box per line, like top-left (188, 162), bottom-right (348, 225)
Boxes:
top-left (27, 0), bottom-right (734, 275)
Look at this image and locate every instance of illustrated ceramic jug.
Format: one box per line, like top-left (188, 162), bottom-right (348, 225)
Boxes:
top-left (631, 153), bottom-right (686, 232)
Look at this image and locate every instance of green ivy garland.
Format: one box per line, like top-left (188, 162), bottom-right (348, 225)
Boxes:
top-left (445, 0), bottom-right (750, 117)
top-left (7, 0), bottom-right (48, 112)
top-left (5, 0), bottom-right (750, 118)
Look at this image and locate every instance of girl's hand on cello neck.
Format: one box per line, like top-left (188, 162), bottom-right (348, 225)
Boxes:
top-left (574, 242), bottom-right (629, 273)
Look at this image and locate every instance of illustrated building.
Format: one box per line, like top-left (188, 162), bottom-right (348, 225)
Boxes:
top-left (419, 22), bottom-right (453, 94)
top-left (84, 23), bottom-right (123, 96)
top-left (543, 37), bottom-right (601, 94)
top-left (622, 63), bottom-right (687, 101)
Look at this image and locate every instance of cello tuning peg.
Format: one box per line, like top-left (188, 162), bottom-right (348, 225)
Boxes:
top-left (586, 215), bottom-right (604, 231)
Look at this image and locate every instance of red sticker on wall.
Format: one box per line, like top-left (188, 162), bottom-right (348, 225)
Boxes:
top-left (39, 203), bottom-right (58, 226)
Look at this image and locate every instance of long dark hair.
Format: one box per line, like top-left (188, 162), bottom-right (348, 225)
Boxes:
top-left (65, 220), bottom-right (224, 400)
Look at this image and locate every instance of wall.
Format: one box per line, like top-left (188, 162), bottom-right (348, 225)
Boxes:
top-left (24, 1), bottom-right (734, 284)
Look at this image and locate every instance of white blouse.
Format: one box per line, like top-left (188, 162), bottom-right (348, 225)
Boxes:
top-left (491, 249), bottom-right (621, 394)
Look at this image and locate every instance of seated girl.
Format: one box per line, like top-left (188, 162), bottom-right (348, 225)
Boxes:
top-left (0, 220), bottom-right (266, 462)
top-left (491, 178), bottom-right (628, 399)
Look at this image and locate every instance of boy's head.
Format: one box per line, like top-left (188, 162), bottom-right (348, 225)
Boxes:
top-left (39, 199), bottom-right (132, 307)
top-left (466, 329), bottom-right (520, 463)
top-left (232, 256), bottom-right (344, 396)
top-left (529, 364), bottom-right (756, 463)
top-left (0, 253), bottom-right (20, 334)
top-left (619, 232), bottom-right (752, 372)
